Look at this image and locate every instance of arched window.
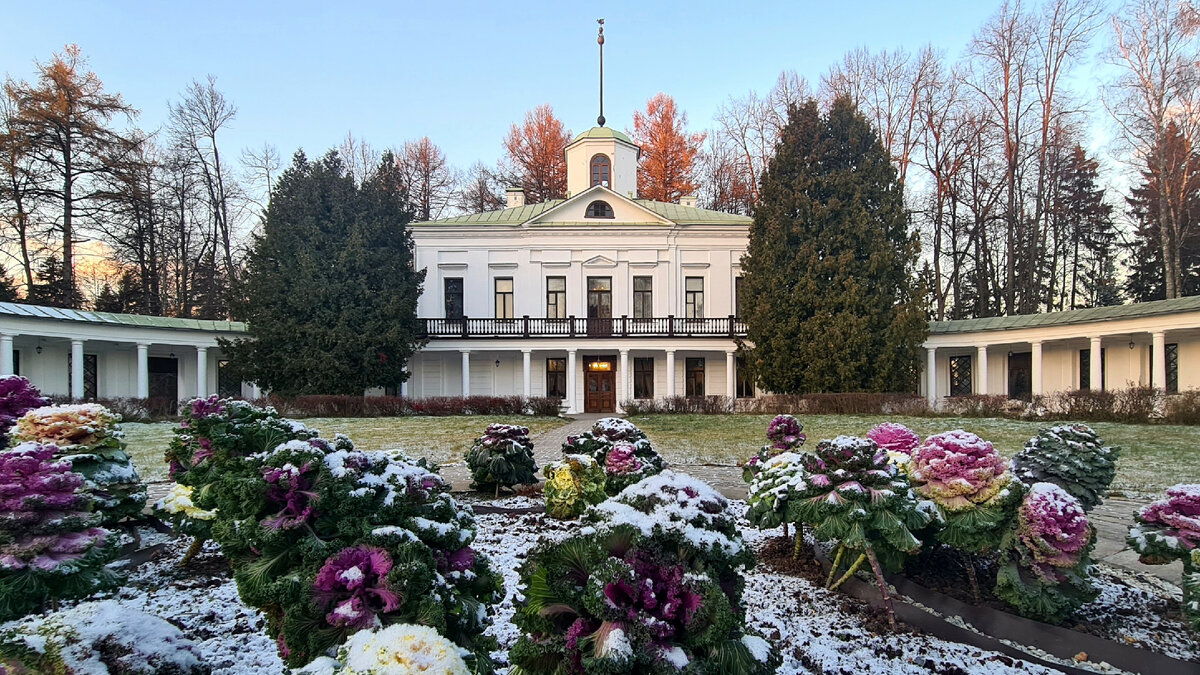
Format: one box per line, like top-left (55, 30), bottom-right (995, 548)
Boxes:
top-left (585, 200), bottom-right (614, 218)
top-left (590, 154), bottom-right (611, 187)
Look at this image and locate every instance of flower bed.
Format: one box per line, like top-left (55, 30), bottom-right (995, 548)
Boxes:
top-left (561, 417), bottom-right (665, 495)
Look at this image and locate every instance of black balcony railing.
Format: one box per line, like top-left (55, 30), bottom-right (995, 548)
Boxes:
top-left (422, 315), bottom-right (747, 339)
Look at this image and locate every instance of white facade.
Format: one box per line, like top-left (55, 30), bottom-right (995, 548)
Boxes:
top-left (405, 124), bottom-right (755, 413)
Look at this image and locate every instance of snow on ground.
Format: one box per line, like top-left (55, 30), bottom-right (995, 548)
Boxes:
top-left (10, 499), bottom-right (1196, 674)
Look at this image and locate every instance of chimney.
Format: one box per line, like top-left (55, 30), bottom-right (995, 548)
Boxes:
top-left (679, 194), bottom-right (698, 208)
top-left (506, 187), bottom-right (526, 209)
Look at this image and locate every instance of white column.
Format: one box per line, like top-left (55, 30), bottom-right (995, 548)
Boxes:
top-left (70, 339), bottom-right (84, 400)
top-left (136, 343), bottom-right (149, 399)
top-left (1153, 331), bottom-right (1167, 390)
top-left (195, 347), bottom-right (209, 398)
top-left (726, 350), bottom-right (736, 400)
top-left (666, 350), bottom-right (677, 398)
top-left (566, 349), bottom-right (578, 414)
top-left (1089, 336), bottom-right (1103, 391)
top-left (460, 350), bottom-right (471, 396)
top-left (926, 347), bottom-right (937, 406)
top-left (400, 371), bottom-right (409, 397)
top-left (1031, 340), bottom-right (1043, 397)
top-left (0, 334), bottom-right (14, 376)
top-left (976, 346), bottom-right (988, 395)
top-left (619, 349), bottom-right (629, 407)
top-left (522, 349), bottom-right (532, 398)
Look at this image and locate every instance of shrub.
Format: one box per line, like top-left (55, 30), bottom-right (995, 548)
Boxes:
top-left (1166, 390), bottom-right (1200, 425)
top-left (742, 415), bottom-right (806, 483)
top-left (1012, 424), bottom-right (1119, 512)
top-left (866, 422), bottom-right (921, 465)
top-left (940, 395), bottom-right (1012, 418)
top-left (13, 403), bottom-right (146, 525)
top-left (994, 483), bottom-right (1097, 624)
top-left (0, 600), bottom-right (208, 674)
top-left (207, 436), bottom-right (502, 669)
top-left (527, 396), bottom-right (564, 417)
top-left (0, 442), bottom-right (119, 621)
top-left (908, 430), bottom-right (1024, 555)
top-left (511, 471), bottom-right (778, 674)
top-left (563, 417), bottom-right (665, 495)
top-left (621, 395), bottom-right (734, 415)
top-left (1128, 484), bottom-right (1200, 630)
top-left (744, 452), bottom-right (807, 531)
top-left (296, 623), bottom-right (469, 675)
top-left (465, 423), bottom-right (538, 495)
top-left (160, 397), bottom-right (321, 542)
top-left (543, 454), bottom-right (607, 520)
top-left (260, 394), bottom-right (563, 419)
top-left (789, 436), bottom-right (930, 617)
top-left (0, 376), bottom-right (47, 448)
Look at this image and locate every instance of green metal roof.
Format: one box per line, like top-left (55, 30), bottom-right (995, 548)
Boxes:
top-left (570, 126), bottom-right (636, 145)
top-left (0, 302), bottom-right (247, 332)
top-left (414, 198), bottom-right (751, 227)
top-left (929, 296), bottom-right (1200, 334)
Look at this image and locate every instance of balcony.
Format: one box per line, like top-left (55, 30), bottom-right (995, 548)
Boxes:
top-left (422, 315), bottom-right (747, 339)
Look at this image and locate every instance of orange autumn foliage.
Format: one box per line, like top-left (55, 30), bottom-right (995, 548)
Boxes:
top-left (502, 104), bottom-right (571, 204)
top-left (630, 93), bottom-right (706, 203)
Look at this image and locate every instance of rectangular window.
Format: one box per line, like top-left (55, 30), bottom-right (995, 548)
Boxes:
top-left (634, 357), bottom-right (654, 399)
top-left (444, 278), bottom-right (464, 319)
top-left (1167, 343), bottom-right (1179, 394)
top-left (68, 353), bottom-right (98, 400)
top-left (685, 357), bottom-right (705, 397)
top-left (1079, 349), bottom-right (1090, 390)
top-left (218, 360), bottom-right (240, 398)
top-left (546, 276), bottom-right (566, 319)
top-left (12, 350), bottom-right (18, 377)
top-left (633, 276), bottom-right (653, 319)
top-left (736, 356), bottom-right (754, 398)
top-left (735, 276), bottom-right (743, 318)
top-left (494, 278), bottom-right (514, 319)
top-left (685, 277), bottom-right (704, 318)
top-left (546, 358), bottom-right (567, 399)
top-left (949, 355), bottom-right (973, 397)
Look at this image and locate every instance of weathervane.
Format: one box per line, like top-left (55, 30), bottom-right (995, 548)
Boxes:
top-left (597, 18), bottom-right (605, 127)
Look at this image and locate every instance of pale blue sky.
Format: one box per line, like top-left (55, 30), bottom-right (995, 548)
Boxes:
top-left (0, 1), bottom-right (1024, 170)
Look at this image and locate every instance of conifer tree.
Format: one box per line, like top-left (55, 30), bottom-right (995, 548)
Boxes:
top-left (221, 150), bottom-right (425, 395)
top-left (740, 97), bottom-right (927, 393)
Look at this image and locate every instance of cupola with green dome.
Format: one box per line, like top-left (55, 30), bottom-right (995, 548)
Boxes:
top-left (565, 124), bottom-right (641, 199)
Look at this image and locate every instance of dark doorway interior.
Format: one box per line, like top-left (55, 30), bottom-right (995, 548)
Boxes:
top-left (149, 357), bottom-right (178, 409)
top-left (1008, 352), bottom-right (1031, 401)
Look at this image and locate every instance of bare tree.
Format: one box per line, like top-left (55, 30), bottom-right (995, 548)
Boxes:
top-left (338, 132), bottom-right (379, 187)
top-left (1106, 0), bottom-right (1200, 298)
top-left (455, 161), bottom-right (503, 214)
top-left (398, 137), bottom-right (456, 221)
top-left (241, 142), bottom-right (280, 212)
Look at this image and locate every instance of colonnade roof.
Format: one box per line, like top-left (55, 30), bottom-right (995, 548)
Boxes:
top-left (929, 296), bottom-right (1200, 335)
top-left (0, 302), bottom-right (247, 333)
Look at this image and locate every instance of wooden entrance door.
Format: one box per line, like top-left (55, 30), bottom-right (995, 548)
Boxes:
top-left (1008, 352), bottom-right (1031, 401)
top-left (585, 370), bottom-right (616, 412)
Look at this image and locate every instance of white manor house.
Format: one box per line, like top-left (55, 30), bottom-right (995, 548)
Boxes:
top-left (2, 118), bottom-right (1200, 412)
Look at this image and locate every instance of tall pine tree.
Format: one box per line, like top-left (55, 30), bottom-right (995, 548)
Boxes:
top-left (740, 97), bottom-right (927, 394)
top-left (220, 150), bottom-right (425, 395)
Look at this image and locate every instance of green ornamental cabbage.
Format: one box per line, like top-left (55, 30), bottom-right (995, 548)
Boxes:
top-left (1012, 424), bottom-right (1120, 512)
top-left (466, 423), bottom-right (538, 495)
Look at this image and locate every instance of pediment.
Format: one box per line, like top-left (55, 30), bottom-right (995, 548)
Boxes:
top-left (524, 185), bottom-right (673, 226)
top-left (582, 255), bottom-right (617, 268)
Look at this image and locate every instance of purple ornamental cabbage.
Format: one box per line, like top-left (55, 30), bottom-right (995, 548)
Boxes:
top-left (866, 423), bottom-right (921, 457)
top-left (605, 442), bottom-right (643, 475)
top-left (909, 430), bottom-right (1013, 511)
top-left (262, 461), bottom-right (318, 530)
top-left (1017, 483), bottom-right (1091, 578)
top-left (313, 546), bottom-right (401, 629)
top-left (188, 394), bottom-right (227, 420)
top-left (0, 376), bottom-right (47, 448)
top-left (599, 551), bottom-right (704, 642)
top-left (766, 415), bottom-right (806, 451)
top-left (1136, 484), bottom-right (1200, 551)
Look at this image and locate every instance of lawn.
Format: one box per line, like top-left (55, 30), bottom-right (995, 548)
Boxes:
top-left (629, 413), bottom-right (1200, 496)
top-left (122, 415), bottom-right (571, 482)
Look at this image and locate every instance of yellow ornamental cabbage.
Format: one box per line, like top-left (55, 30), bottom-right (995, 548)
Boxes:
top-left (299, 623), bottom-right (469, 675)
top-left (156, 483), bottom-right (217, 521)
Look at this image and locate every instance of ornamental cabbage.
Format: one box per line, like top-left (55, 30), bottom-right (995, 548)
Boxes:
top-left (908, 430), bottom-right (1023, 554)
top-left (0, 442), bottom-right (118, 621)
top-left (744, 452), bottom-right (807, 531)
top-left (1012, 424), bottom-right (1120, 512)
top-left (0, 600), bottom-right (208, 674)
top-left (14, 403), bottom-right (146, 524)
top-left (995, 483), bottom-right (1097, 624)
top-left (563, 417), bottom-right (665, 495)
top-left (743, 414), bottom-right (806, 482)
top-left (866, 422), bottom-right (920, 464)
top-left (543, 453), bottom-right (607, 519)
top-left (154, 483), bottom-right (216, 521)
top-left (511, 471), bottom-right (778, 674)
top-left (1128, 484), bottom-right (1200, 630)
top-left (0, 376), bottom-right (46, 449)
top-left (206, 435), bottom-right (501, 669)
top-left (465, 423), bottom-right (538, 495)
top-left (296, 623), bottom-right (470, 675)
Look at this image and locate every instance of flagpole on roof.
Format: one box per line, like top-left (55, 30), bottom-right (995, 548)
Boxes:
top-left (597, 18), bottom-right (605, 127)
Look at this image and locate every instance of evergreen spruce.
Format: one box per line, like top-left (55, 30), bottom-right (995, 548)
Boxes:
top-left (221, 150), bottom-right (425, 395)
top-left (740, 97), bottom-right (927, 394)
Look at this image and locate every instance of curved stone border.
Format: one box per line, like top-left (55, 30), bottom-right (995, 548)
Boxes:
top-left (812, 545), bottom-right (1196, 675)
top-left (469, 504), bottom-right (544, 515)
